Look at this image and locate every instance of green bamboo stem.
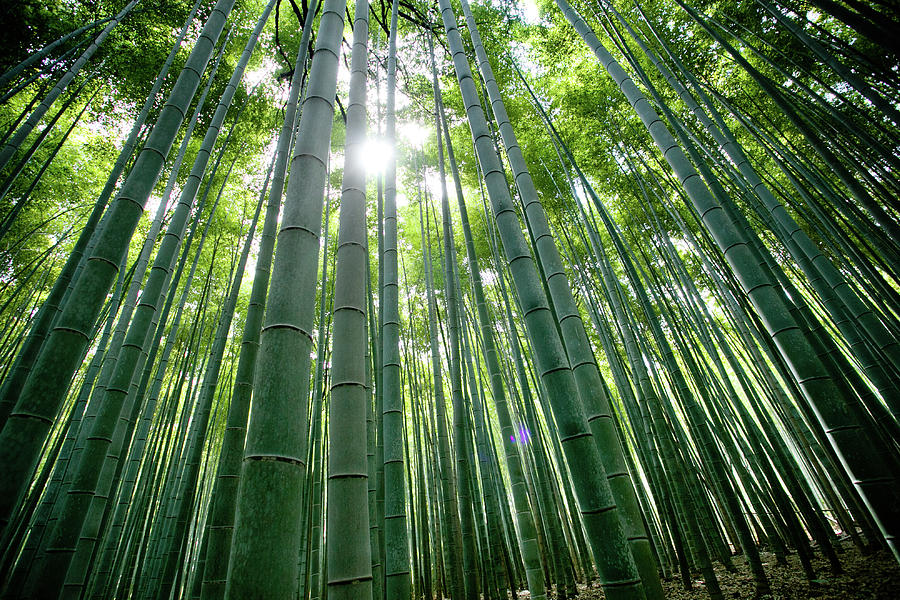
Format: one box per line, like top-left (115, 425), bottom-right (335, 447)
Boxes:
top-left (325, 0), bottom-right (373, 597)
top-left (225, 0), bottom-right (347, 594)
top-left (381, 1), bottom-right (411, 596)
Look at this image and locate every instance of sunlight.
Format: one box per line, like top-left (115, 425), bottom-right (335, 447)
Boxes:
top-left (398, 121), bottom-right (430, 148)
top-left (424, 170), bottom-right (443, 197)
top-left (485, 0), bottom-right (540, 25)
top-left (362, 138), bottom-right (393, 174)
top-left (245, 58), bottom-right (278, 91)
top-left (145, 194), bottom-right (162, 219)
top-left (521, 0), bottom-right (539, 24)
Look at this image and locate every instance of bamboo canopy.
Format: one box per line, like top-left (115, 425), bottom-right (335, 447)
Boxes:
top-left (0, 0), bottom-right (898, 598)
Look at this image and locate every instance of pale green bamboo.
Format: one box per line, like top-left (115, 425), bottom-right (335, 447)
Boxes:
top-left (460, 3), bottom-right (663, 595)
top-left (418, 154), bottom-right (466, 600)
top-left (307, 189), bottom-right (332, 600)
top-left (48, 28), bottom-right (229, 535)
top-left (155, 153), bottom-right (272, 600)
top-left (0, 257), bottom-right (128, 598)
top-left (429, 34), bottom-right (481, 600)
top-left (366, 248), bottom-right (382, 600)
top-left (557, 0), bottom-right (900, 558)
top-left (55, 62), bottom-right (229, 595)
top-left (619, 1), bottom-right (900, 408)
top-left (438, 2), bottom-right (646, 596)
top-left (22, 11), bottom-right (270, 595)
top-left (87, 196), bottom-right (211, 600)
top-left (438, 83), bottom-right (547, 600)
top-left (524, 76), bottom-right (723, 593)
top-left (105, 162), bottom-right (226, 600)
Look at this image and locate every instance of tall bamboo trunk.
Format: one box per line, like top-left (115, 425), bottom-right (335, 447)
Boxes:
top-left (225, 0), bottom-right (348, 594)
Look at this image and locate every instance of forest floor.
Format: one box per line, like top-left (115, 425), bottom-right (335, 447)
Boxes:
top-left (565, 542), bottom-right (900, 599)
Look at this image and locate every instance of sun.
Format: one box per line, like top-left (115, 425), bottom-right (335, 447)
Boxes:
top-left (361, 138), bottom-right (393, 174)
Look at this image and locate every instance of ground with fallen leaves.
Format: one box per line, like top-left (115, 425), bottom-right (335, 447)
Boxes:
top-left (563, 543), bottom-right (900, 599)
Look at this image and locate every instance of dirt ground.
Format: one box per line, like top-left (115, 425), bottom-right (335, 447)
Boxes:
top-left (567, 543), bottom-right (900, 599)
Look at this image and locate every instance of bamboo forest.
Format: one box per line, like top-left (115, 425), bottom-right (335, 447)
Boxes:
top-left (2, 0), bottom-right (900, 598)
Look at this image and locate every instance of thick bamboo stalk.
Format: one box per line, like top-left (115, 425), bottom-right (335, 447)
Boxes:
top-left (325, 0), bottom-right (373, 597)
top-left (225, 0), bottom-right (348, 594)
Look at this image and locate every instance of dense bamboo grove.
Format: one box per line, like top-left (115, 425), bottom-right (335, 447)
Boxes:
top-left (0, 0), bottom-right (898, 598)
